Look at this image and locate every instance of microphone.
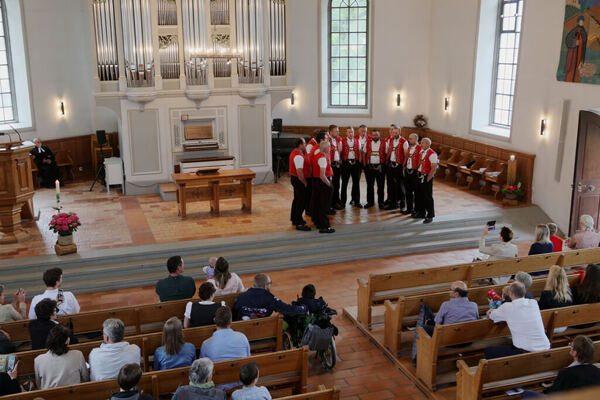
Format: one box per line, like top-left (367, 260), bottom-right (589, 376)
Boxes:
top-left (8, 125), bottom-right (22, 141)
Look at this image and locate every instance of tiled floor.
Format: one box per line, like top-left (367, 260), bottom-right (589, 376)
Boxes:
top-left (1, 176), bottom-right (512, 259)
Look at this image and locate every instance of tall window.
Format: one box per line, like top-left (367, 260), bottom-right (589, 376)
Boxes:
top-left (328, 0), bottom-right (368, 109)
top-left (0, 0), bottom-right (14, 123)
top-left (491, 0), bottom-right (523, 127)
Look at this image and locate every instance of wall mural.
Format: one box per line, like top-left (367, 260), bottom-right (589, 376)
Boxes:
top-left (557, 0), bottom-right (600, 84)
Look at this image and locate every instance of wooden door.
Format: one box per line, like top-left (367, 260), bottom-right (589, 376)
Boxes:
top-left (570, 111), bottom-right (600, 235)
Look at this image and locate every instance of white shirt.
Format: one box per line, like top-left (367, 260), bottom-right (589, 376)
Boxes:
top-left (370, 141), bottom-right (381, 164)
top-left (358, 135), bottom-right (367, 152)
top-left (317, 157), bottom-right (327, 169)
top-left (489, 298), bottom-right (550, 352)
top-left (89, 341), bottom-right (141, 381)
top-left (29, 289), bottom-right (80, 319)
top-left (331, 139), bottom-right (340, 162)
top-left (293, 155), bottom-right (304, 169)
top-left (407, 145), bottom-right (418, 169)
top-left (207, 272), bottom-right (245, 296)
top-left (418, 150), bottom-right (438, 173)
top-left (346, 138), bottom-right (355, 160)
top-left (306, 143), bottom-right (314, 155)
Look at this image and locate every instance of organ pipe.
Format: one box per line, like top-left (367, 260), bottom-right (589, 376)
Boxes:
top-left (158, 0), bottom-right (177, 25)
top-left (121, 0), bottom-right (154, 87)
top-left (159, 35), bottom-right (180, 79)
top-left (210, 0), bottom-right (229, 25)
top-left (182, 0), bottom-right (209, 85)
top-left (269, 0), bottom-right (285, 76)
top-left (92, 0), bottom-right (119, 81)
top-left (236, 0), bottom-right (264, 83)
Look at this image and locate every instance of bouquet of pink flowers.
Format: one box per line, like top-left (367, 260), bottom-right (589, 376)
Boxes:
top-left (49, 212), bottom-right (81, 235)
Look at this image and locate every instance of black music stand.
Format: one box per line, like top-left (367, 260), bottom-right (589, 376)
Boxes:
top-left (90, 130), bottom-right (107, 192)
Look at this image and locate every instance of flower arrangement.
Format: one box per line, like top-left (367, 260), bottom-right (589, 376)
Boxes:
top-left (49, 212), bottom-right (81, 236)
top-left (502, 182), bottom-right (524, 197)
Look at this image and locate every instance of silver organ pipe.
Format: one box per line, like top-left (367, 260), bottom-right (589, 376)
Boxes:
top-left (210, 0), bottom-right (229, 25)
top-left (236, 0), bottom-right (264, 83)
top-left (269, 0), bottom-right (285, 76)
top-left (182, 0), bottom-right (208, 85)
top-left (159, 35), bottom-right (179, 79)
top-left (121, 0), bottom-right (154, 87)
top-left (92, 0), bottom-right (119, 81)
top-left (158, 0), bottom-right (177, 26)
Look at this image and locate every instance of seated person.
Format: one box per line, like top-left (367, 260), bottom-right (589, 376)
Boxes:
top-left (294, 284), bottom-right (327, 314)
top-left (528, 224), bottom-right (554, 255)
top-left (207, 257), bottom-right (245, 296)
top-left (0, 360), bottom-right (20, 396)
top-left (0, 285), bottom-right (26, 322)
top-left (572, 263), bottom-right (600, 305)
top-left (155, 256), bottom-right (196, 302)
top-left (153, 317), bottom-right (196, 371)
top-left (479, 226), bottom-right (519, 285)
top-left (434, 281), bottom-right (479, 325)
top-left (172, 358), bottom-right (226, 400)
top-left (484, 282), bottom-right (550, 359)
top-left (30, 138), bottom-right (62, 188)
top-left (29, 298), bottom-right (78, 350)
top-left (184, 282), bottom-right (222, 328)
top-left (521, 335), bottom-right (600, 398)
top-left (110, 363), bottom-right (153, 400)
top-left (34, 325), bottom-right (89, 389)
top-left (514, 271), bottom-right (535, 299)
top-left (547, 223), bottom-right (564, 252)
top-left (234, 274), bottom-right (307, 320)
top-left (0, 330), bottom-right (15, 354)
top-left (567, 215), bottom-right (600, 250)
top-left (232, 362), bottom-right (272, 400)
top-left (202, 257), bottom-right (218, 279)
top-left (29, 267), bottom-right (80, 319)
top-left (538, 265), bottom-right (573, 310)
top-left (89, 318), bottom-right (141, 381)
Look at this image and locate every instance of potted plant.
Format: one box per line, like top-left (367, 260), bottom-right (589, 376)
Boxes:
top-left (49, 212), bottom-right (81, 246)
top-left (502, 182), bottom-right (524, 200)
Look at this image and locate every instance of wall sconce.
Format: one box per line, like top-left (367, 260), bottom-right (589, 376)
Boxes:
top-left (396, 93), bottom-right (402, 107)
top-left (540, 119), bottom-right (547, 136)
top-left (57, 100), bottom-right (65, 117)
top-left (444, 96), bottom-right (451, 112)
top-left (290, 92), bottom-right (295, 106)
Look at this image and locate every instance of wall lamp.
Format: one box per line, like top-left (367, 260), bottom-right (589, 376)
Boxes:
top-left (57, 100), bottom-right (65, 117)
top-left (396, 93), bottom-right (402, 107)
top-left (540, 118), bottom-right (547, 136)
top-left (444, 96), bottom-right (451, 112)
top-left (290, 92), bottom-right (295, 106)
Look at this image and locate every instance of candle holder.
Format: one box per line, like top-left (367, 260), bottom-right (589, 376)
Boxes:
top-left (53, 193), bottom-right (63, 211)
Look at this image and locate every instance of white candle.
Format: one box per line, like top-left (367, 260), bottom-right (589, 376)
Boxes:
top-left (55, 180), bottom-right (60, 195)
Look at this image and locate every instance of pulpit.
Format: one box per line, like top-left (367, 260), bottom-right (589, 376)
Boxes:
top-left (0, 141), bottom-right (36, 243)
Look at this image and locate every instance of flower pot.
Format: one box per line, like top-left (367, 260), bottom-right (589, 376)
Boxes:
top-left (57, 233), bottom-right (74, 246)
top-left (504, 193), bottom-right (518, 200)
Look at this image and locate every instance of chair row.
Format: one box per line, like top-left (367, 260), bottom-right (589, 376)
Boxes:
top-left (356, 247), bottom-right (600, 328)
top-left (1, 292), bottom-right (240, 347)
top-left (2, 347), bottom-right (309, 400)
top-left (456, 341), bottom-right (600, 400)
top-left (12, 314), bottom-right (283, 382)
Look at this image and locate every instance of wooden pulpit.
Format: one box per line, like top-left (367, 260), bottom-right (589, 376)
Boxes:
top-left (0, 141), bottom-right (36, 243)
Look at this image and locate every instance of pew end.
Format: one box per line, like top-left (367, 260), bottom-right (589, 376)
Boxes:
top-left (356, 277), bottom-right (372, 327)
top-left (383, 299), bottom-right (404, 356)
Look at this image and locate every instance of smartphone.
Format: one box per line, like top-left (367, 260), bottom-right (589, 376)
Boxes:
top-left (6, 356), bottom-right (16, 373)
top-left (486, 220), bottom-right (496, 231)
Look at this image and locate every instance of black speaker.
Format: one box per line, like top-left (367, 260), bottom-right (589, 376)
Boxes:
top-left (272, 118), bottom-right (283, 132)
top-left (96, 130), bottom-right (107, 146)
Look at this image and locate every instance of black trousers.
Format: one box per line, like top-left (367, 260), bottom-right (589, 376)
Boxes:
top-left (404, 169), bottom-right (419, 213)
top-left (305, 177), bottom-right (314, 214)
top-left (311, 179), bottom-right (333, 229)
top-left (290, 176), bottom-right (308, 226)
top-left (331, 162), bottom-right (341, 206)
top-left (365, 165), bottom-right (385, 205)
top-left (386, 164), bottom-right (405, 207)
top-left (417, 175), bottom-right (435, 218)
top-left (341, 160), bottom-right (361, 205)
top-left (483, 345), bottom-right (527, 360)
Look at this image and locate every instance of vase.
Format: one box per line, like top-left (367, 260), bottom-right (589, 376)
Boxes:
top-left (504, 193), bottom-right (518, 200)
top-left (57, 233), bottom-right (74, 246)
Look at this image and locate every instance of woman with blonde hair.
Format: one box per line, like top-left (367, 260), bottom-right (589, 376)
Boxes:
top-left (528, 224), bottom-right (554, 255)
top-left (153, 317), bottom-right (196, 370)
top-left (568, 215), bottom-right (600, 249)
top-left (538, 266), bottom-right (573, 310)
top-left (207, 257), bottom-right (245, 296)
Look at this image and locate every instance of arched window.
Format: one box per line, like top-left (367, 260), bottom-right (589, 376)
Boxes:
top-left (0, 0), bottom-right (16, 123)
top-left (328, 0), bottom-right (368, 109)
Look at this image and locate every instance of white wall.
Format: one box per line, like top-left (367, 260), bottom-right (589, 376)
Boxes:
top-left (274, 0), bottom-right (432, 127)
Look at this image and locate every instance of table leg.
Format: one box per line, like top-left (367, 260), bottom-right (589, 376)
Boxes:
top-left (242, 179), bottom-right (252, 212)
top-left (210, 181), bottom-right (220, 215)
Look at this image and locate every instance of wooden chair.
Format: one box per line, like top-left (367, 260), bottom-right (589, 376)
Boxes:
top-left (456, 342), bottom-right (600, 400)
top-left (457, 155), bottom-right (484, 186)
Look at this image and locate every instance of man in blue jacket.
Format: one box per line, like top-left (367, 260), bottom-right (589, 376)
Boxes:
top-left (234, 274), bottom-right (307, 320)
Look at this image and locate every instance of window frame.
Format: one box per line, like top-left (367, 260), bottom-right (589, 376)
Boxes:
top-left (326, 0), bottom-right (369, 110)
top-left (0, 0), bottom-right (17, 124)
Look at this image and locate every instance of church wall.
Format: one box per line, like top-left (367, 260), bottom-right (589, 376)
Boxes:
top-left (427, 0), bottom-right (600, 232)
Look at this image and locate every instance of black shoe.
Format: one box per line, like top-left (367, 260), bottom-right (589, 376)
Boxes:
top-left (423, 217), bottom-right (433, 224)
top-left (383, 204), bottom-right (397, 210)
top-left (401, 209), bottom-right (411, 215)
top-left (398, 202), bottom-right (406, 209)
top-left (353, 203), bottom-right (364, 209)
top-left (349, 200), bottom-right (357, 206)
top-left (412, 213), bottom-right (425, 219)
top-left (319, 227), bottom-right (336, 233)
top-left (296, 224), bottom-right (311, 231)
top-left (327, 209), bottom-right (336, 215)
top-left (378, 203), bottom-right (385, 209)
top-left (333, 203), bottom-right (345, 210)
top-left (384, 199), bottom-right (392, 205)
top-left (364, 203), bottom-right (375, 209)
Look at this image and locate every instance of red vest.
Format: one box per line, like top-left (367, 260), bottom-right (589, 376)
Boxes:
top-left (341, 137), bottom-right (360, 161)
top-left (386, 136), bottom-right (407, 164)
top-left (312, 151), bottom-right (333, 178)
top-left (365, 138), bottom-right (386, 165)
top-left (289, 148), bottom-right (310, 177)
top-left (406, 144), bottom-right (422, 169)
top-left (306, 138), bottom-right (318, 157)
top-left (419, 148), bottom-right (437, 175)
top-left (308, 143), bottom-right (321, 163)
top-left (329, 136), bottom-right (341, 162)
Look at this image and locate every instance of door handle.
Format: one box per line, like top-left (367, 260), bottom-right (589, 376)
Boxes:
top-left (577, 182), bottom-right (584, 192)
top-left (587, 184), bottom-right (596, 192)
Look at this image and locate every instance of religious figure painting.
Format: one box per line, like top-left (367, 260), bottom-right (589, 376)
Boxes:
top-left (557, 0), bottom-right (600, 84)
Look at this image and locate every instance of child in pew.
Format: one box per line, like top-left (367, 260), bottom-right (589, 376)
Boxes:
top-left (110, 363), bottom-right (153, 400)
top-left (231, 362), bottom-right (272, 400)
top-left (202, 257), bottom-right (218, 280)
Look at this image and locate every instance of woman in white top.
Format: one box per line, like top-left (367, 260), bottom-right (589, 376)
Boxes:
top-left (479, 225), bottom-right (519, 284)
top-left (0, 286), bottom-right (26, 323)
top-left (207, 257), bottom-right (244, 296)
top-left (568, 214), bottom-right (600, 250)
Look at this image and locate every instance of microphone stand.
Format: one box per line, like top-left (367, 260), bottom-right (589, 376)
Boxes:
top-left (8, 125), bottom-right (22, 142)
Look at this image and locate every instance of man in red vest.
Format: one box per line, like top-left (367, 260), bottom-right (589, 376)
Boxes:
top-left (329, 124), bottom-right (343, 210)
top-left (416, 138), bottom-right (438, 224)
top-left (340, 127), bottom-right (362, 208)
top-left (289, 138), bottom-right (311, 231)
top-left (305, 131), bottom-right (328, 217)
top-left (364, 129), bottom-right (386, 208)
top-left (404, 132), bottom-right (422, 217)
top-left (308, 131), bottom-right (334, 217)
top-left (311, 141), bottom-right (335, 233)
top-left (384, 124), bottom-right (408, 211)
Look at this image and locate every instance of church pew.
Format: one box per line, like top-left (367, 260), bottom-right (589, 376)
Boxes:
top-left (416, 303), bottom-right (600, 391)
top-left (485, 162), bottom-right (507, 200)
top-left (1, 292), bottom-right (240, 347)
top-left (445, 151), bottom-right (474, 183)
top-left (3, 347), bottom-right (309, 400)
top-left (457, 155), bottom-right (484, 186)
top-left (546, 386), bottom-right (600, 399)
top-left (277, 386), bottom-right (340, 400)
top-left (440, 149), bottom-right (462, 180)
top-left (12, 314), bottom-right (282, 381)
top-left (382, 274), bottom-right (581, 355)
top-left (468, 158), bottom-right (496, 191)
top-left (456, 341), bottom-right (600, 400)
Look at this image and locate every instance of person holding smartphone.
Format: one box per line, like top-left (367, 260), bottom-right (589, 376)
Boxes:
top-left (479, 223), bottom-right (519, 285)
top-left (0, 360), bottom-right (20, 396)
top-left (28, 268), bottom-right (80, 320)
top-left (0, 285), bottom-right (26, 322)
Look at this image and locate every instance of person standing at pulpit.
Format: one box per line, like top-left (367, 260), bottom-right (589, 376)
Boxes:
top-left (328, 125), bottom-right (343, 210)
top-left (364, 130), bottom-right (386, 209)
top-left (289, 138), bottom-right (311, 232)
top-left (311, 141), bottom-right (335, 234)
top-left (340, 128), bottom-right (362, 208)
top-left (416, 138), bottom-right (437, 224)
top-left (30, 138), bottom-right (62, 188)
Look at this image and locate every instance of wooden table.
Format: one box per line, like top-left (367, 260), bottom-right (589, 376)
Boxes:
top-left (171, 169), bottom-right (256, 218)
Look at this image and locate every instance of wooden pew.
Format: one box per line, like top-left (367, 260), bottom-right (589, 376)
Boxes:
top-left (278, 386), bottom-right (340, 400)
top-left (456, 342), bottom-right (600, 400)
top-left (457, 155), bottom-right (484, 186)
top-left (468, 158), bottom-right (496, 191)
top-left (12, 314), bottom-right (282, 381)
top-left (484, 162), bottom-right (507, 200)
top-left (416, 303), bottom-right (600, 391)
top-left (546, 386), bottom-right (600, 399)
top-left (3, 347), bottom-right (309, 400)
top-left (383, 274), bottom-right (581, 355)
top-left (446, 151), bottom-right (474, 183)
top-left (1, 292), bottom-right (240, 347)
